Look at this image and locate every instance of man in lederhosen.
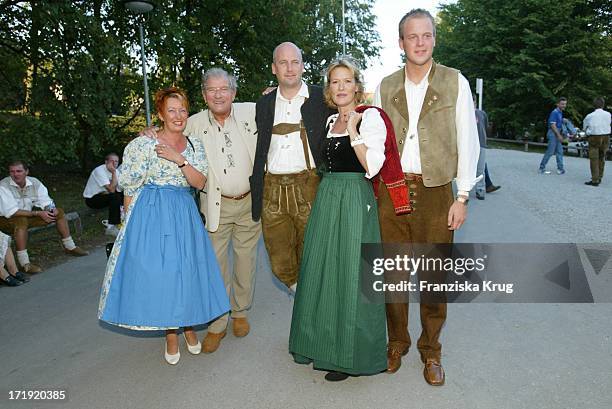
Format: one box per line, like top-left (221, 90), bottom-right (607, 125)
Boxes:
top-left (374, 9), bottom-right (480, 386)
top-left (250, 42), bottom-right (332, 292)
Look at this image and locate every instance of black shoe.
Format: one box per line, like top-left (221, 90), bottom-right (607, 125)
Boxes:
top-left (486, 185), bottom-right (501, 193)
top-left (475, 193), bottom-right (485, 200)
top-left (585, 181), bottom-right (600, 186)
top-left (13, 271), bottom-right (30, 283)
top-left (1, 275), bottom-right (23, 287)
top-left (324, 371), bottom-right (350, 382)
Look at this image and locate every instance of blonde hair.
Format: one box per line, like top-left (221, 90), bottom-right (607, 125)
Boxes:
top-left (323, 57), bottom-right (365, 108)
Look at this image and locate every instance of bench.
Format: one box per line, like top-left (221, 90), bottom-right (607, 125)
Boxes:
top-left (28, 211), bottom-right (83, 236)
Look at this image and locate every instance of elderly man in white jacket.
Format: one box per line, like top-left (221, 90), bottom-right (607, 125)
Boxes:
top-left (144, 68), bottom-right (260, 353)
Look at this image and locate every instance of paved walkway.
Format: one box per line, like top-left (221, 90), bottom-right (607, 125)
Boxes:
top-left (1, 149), bottom-right (611, 409)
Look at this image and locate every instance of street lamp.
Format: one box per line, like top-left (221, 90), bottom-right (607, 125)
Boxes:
top-left (342, 0), bottom-right (346, 55)
top-left (123, 0), bottom-right (155, 126)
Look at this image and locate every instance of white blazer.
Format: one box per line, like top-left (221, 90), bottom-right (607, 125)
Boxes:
top-left (185, 102), bottom-right (257, 232)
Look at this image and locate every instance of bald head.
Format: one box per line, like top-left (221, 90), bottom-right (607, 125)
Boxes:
top-left (273, 42), bottom-right (303, 63)
top-left (272, 42), bottom-right (305, 95)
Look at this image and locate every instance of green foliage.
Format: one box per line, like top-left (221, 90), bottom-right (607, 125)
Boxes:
top-left (435, 0), bottom-right (611, 139)
top-left (0, 0), bottom-right (380, 170)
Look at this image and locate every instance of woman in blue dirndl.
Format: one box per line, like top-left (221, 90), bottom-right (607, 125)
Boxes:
top-left (98, 87), bottom-right (229, 365)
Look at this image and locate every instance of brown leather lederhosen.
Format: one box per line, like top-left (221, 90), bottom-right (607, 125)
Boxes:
top-left (261, 121), bottom-right (320, 287)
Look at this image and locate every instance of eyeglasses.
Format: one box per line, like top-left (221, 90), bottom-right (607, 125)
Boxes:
top-left (205, 87), bottom-right (232, 95)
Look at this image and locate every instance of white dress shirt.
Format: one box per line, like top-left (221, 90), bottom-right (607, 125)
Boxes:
top-left (583, 108), bottom-right (611, 136)
top-left (374, 67), bottom-right (480, 194)
top-left (83, 164), bottom-right (113, 198)
top-left (267, 81), bottom-right (316, 174)
top-left (325, 108), bottom-right (386, 179)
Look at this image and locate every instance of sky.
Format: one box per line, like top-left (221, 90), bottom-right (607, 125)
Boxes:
top-left (362, 0), bottom-right (455, 91)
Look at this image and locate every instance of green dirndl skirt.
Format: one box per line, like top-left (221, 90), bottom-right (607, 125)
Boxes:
top-left (288, 172), bottom-right (387, 375)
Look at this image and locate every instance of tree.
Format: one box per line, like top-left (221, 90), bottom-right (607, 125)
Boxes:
top-left (435, 0), bottom-right (611, 139)
top-left (0, 0), bottom-right (380, 170)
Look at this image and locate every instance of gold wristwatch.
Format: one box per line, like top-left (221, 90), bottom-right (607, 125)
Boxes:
top-left (456, 195), bottom-right (469, 205)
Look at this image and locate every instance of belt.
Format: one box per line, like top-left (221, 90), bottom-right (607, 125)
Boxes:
top-left (221, 191), bottom-right (250, 200)
top-left (265, 169), bottom-right (317, 185)
top-left (403, 173), bottom-right (423, 182)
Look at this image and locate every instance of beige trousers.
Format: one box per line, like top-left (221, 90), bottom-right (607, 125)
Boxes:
top-left (207, 194), bottom-right (262, 334)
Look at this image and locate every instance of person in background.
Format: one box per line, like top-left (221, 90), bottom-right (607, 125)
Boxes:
top-left (583, 97), bottom-right (611, 186)
top-left (538, 97), bottom-right (568, 175)
top-left (484, 164), bottom-right (501, 194)
top-left (0, 230), bottom-right (30, 286)
top-left (473, 96), bottom-right (501, 198)
top-left (83, 153), bottom-right (124, 236)
top-left (0, 160), bottom-right (88, 274)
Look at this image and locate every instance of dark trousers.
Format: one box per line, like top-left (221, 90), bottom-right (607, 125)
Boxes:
top-left (484, 164), bottom-right (493, 188)
top-left (588, 135), bottom-right (610, 183)
top-left (378, 176), bottom-right (453, 361)
top-left (85, 192), bottom-right (123, 225)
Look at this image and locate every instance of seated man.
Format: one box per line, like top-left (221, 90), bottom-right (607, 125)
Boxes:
top-left (83, 153), bottom-right (123, 236)
top-left (0, 160), bottom-right (88, 274)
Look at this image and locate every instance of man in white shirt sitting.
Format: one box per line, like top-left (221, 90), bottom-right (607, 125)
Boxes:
top-left (0, 160), bottom-right (88, 274)
top-left (583, 97), bottom-right (611, 187)
top-left (83, 153), bottom-right (123, 236)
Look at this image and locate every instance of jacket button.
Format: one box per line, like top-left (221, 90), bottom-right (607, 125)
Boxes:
top-left (399, 140), bottom-right (403, 145)
top-left (216, 187), bottom-right (220, 191)
top-left (216, 202), bottom-right (219, 206)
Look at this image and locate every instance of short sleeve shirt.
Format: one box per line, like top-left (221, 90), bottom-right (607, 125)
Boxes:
top-left (83, 164), bottom-right (112, 198)
top-left (548, 108), bottom-right (563, 131)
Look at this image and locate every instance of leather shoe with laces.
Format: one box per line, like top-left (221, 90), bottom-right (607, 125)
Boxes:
top-left (423, 358), bottom-right (445, 386)
top-left (386, 345), bottom-right (408, 374)
top-left (64, 247), bottom-right (89, 256)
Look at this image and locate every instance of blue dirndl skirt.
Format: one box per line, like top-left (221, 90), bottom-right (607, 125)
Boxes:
top-left (100, 184), bottom-right (229, 329)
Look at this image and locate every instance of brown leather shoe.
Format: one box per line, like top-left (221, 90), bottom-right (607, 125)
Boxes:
top-left (423, 358), bottom-right (445, 386)
top-left (23, 263), bottom-right (43, 274)
top-left (232, 317), bottom-right (250, 337)
top-left (64, 246), bottom-right (89, 256)
top-left (202, 330), bottom-right (226, 353)
top-left (386, 346), bottom-right (408, 374)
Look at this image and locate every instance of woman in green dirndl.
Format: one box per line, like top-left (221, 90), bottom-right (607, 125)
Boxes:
top-left (288, 58), bottom-right (409, 381)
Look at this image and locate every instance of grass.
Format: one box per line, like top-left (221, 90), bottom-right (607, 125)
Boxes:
top-left (2, 171), bottom-right (112, 270)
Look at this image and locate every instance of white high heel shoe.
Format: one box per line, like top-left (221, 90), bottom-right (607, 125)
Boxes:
top-left (164, 344), bottom-right (180, 365)
top-left (183, 332), bottom-right (202, 355)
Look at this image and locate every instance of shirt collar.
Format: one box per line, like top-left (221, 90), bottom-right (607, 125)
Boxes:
top-left (207, 105), bottom-right (234, 128)
top-left (405, 65), bottom-right (433, 89)
top-left (277, 81), bottom-right (309, 102)
top-left (9, 177), bottom-right (32, 188)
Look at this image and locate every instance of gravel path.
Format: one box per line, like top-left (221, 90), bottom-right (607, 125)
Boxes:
top-left (471, 148), bottom-right (612, 243)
